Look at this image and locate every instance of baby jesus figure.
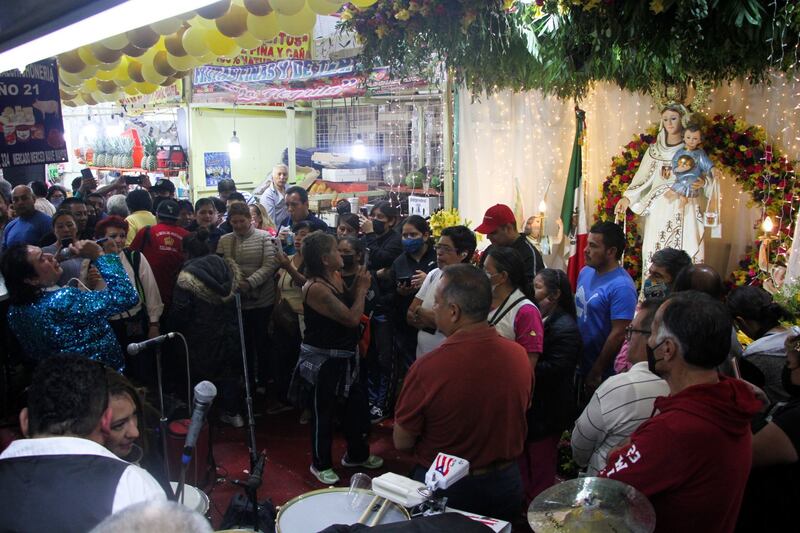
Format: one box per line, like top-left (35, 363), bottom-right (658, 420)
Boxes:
top-left (666, 125), bottom-right (718, 208)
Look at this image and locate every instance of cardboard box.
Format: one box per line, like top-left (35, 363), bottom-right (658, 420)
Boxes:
top-left (322, 168), bottom-right (367, 182)
top-left (408, 195), bottom-right (441, 218)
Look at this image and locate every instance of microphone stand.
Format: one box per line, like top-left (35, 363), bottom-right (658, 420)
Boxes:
top-left (233, 292), bottom-right (264, 531)
top-left (154, 343), bottom-right (174, 496)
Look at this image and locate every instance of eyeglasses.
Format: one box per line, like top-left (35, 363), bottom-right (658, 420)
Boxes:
top-left (434, 244), bottom-right (456, 253)
top-left (625, 326), bottom-right (651, 342)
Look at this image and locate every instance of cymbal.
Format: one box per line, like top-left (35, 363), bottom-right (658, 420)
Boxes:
top-left (527, 477), bottom-right (656, 533)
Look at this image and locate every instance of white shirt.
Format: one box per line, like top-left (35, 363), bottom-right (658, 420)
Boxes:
top-left (415, 268), bottom-right (447, 358)
top-left (35, 197), bottom-right (56, 217)
top-left (260, 182), bottom-right (287, 228)
top-left (0, 436), bottom-right (166, 513)
top-left (570, 361), bottom-right (670, 475)
top-left (109, 251), bottom-right (164, 323)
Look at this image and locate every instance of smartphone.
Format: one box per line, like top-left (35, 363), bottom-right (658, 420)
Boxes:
top-left (80, 168), bottom-right (94, 180)
top-left (397, 276), bottom-right (411, 287)
top-left (360, 207), bottom-right (369, 216)
top-left (95, 237), bottom-right (109, 245)
top-left (363, 247), bottom-right (370, 266)
top-left (60, 237), bottom-right (73, 249)
top-left (125, 174), bottom-right (143, 185)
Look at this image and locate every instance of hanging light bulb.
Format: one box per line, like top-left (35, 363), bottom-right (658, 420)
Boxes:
top-left (229, 131), bottom-right (240, 159)
top-left (351, 134), bottom-right (367, 160)
top-left (538, 199), bottom-right (547, 213)
top-left (762, 215), bottom-right (774, 233)
top-left (229, 102), bottom-right (240, 159)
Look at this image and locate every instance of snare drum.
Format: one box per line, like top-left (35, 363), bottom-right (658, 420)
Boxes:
top-left (170, 482), bottom-right (210, 516)
top-left (276, 488), bottom-right (409, 533)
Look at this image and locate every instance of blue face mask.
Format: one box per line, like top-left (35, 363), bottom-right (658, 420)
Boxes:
top-left (51, 197), bottom-right (64, 208)
top-left (402, 237), bottom-right (424, 254)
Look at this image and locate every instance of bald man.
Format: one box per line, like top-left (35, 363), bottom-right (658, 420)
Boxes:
top-left (2, 186), bottom-right (52, 251)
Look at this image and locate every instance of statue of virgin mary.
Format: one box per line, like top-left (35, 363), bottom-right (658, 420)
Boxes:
top-left (615, 104), bottom-right (718, 278)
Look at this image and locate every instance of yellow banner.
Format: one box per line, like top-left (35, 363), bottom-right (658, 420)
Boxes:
top-left (214, 32), bottom-right (311, 66)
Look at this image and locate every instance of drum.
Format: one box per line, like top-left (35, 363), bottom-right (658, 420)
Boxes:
top-left (171, 482), bottom-right (210, 516)
top-left (276, 488), bottom-right (409, 533)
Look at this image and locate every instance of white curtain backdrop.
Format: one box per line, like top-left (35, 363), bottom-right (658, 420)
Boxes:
top-left (457, 74), bottom-right (800, 277)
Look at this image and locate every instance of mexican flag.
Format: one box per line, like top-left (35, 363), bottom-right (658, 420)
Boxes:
top-left (560, 107), bottom-right (587, 290)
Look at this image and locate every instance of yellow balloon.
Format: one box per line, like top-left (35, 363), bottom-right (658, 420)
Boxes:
top-left (277, 6), bottom-right (316, 35)
top-left (95, 68), bottom-right (116, 81)
top-left (58, 50), bottom-right (86, 74)
top-left (91, 91), bottom-right (107, 104)
top-left (244, 0), bottom-right (272, 16)
top-left (96, 57), bottom-right (121, 71)
top-left (139, 39), bottom-right (164, 64)
top-left (136, 82), bottom-right (159, 94)
top-left (165, 28), bottom-right (188, 56)
top-left (101, 33), bottom-right (129, 50)
top-left (269, 0), bottom-right (304, 16)
top-left (182, 26), bottom-right (209, 57)
top-left (124, 85), bottom-right (140, 96)
top-left (308, 0), bottom-right (340, 16)
top-left (128, 60), bottom-right (145, 83)
top-left (77, 46), bottom-right (101, 66)
top-left (59, 69), bottom-right (84, 87)
top-left (111, 56), bottom-right (131, 77)
top-left (153, 51), bottom-right (177, 77)
top-left (234, 31), bottom-right (261, 49)
top-left (190, 15), bottom-right (217, 30)
top-left (166, 52), bottom-right (198, 71)
top-left (351, 0), bottom-right (377, 7)
top-left (197, 52), bottom-right (218, 66)
top-left (127, 26), bottom-right (160, 49)
top-left (83, 78), bottom-right (98, 93)
top-left (122, 43), bottom-right (147, 57)
top-left (142, 62), bottom-right (167, 84)
top-left (76, 62), bottom-right (98, 79)
top-left (246, 12), bottom-right (278, 40)
top-left (63, 99), bottom-right (78, 108)
top-left (90, 42), bottom-right (123, 63)
top-left (216, 4), bottom-right (249, 37)
top-left (205, 30), bottom-right (239, 56)
top-left (150, 16), bottom-right (183, 35)
top-left (114, 76), bottom-right (133, 87)
top-left (82, 93), bottom-right (98, 106)
top-left (97, 80), bottom-right (118, 94)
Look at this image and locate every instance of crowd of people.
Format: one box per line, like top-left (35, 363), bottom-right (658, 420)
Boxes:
top-left (0, 168), bottom-right (798, 532)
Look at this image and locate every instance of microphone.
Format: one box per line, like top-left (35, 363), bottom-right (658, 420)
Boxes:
top-left (126, 332), bottom-right (177, 355)
top-left (181, 380), bottom-right (217, 465)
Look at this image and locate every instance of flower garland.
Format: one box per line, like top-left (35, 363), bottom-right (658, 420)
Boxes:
top-left (595, 114), bottom-right (798, 288)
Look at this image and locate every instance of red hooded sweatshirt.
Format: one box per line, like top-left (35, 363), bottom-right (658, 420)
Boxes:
top-left (600, 376), bottom-right (762, 533)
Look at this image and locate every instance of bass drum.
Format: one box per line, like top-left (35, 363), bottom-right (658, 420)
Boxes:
top-left (276, 488), bottom-right (409, 533)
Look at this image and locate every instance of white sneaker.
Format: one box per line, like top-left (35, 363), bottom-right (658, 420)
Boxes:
top-left (220, 413), bottom-right (244, 428)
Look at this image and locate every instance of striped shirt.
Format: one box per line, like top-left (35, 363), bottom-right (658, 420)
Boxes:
top-left (571, 361), bottom-right (670, 475)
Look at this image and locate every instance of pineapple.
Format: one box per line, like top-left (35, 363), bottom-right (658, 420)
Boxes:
top-left (142, 136), bottom-right (157, 171)
top-left (94, 137), bottom-right (106, 167)
top-left (111, 138), bottom-right (122, 168)
top-left (121, 137), bottom-right (134, 168)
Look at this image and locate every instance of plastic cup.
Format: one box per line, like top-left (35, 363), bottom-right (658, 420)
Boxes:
top-left (348, 472), bottom-right (372, 510)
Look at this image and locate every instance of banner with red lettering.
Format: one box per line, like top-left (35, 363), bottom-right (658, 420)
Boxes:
top-left (213, 32), bottom-right (311, 66)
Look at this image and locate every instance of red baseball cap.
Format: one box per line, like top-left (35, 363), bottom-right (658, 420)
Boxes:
top-left (475, 204), bottom-right (516, 234)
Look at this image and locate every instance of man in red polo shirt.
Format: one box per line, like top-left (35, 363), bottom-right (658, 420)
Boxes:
top-left (393, 264), bottom-right (532, 521)
top-left (130, 199), bottom-right (188, 308)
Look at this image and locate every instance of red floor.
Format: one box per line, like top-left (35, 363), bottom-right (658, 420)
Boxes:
top-left (203, 408), bottom-right (415, 528)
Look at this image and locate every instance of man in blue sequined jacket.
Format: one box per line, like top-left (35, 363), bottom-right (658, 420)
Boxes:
top-left (1, 239), bottom-right (138, 371)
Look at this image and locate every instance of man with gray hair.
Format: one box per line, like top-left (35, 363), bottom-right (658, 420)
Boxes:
top-left (90, 501), bottom-right (212, 533)
top-left (259, 164), bottom-right (289, 225)
top-left (394, 264), bottom-right (532, 521)
top-left (106, 194), bottom-right (130, 218)
top-left (600, 292), bottom-right (762, 533)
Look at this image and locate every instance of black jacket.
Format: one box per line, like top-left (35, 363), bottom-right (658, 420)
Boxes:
top-left (528, 308), bottom-right (581, 440)
top-left (365, 229), bottom-right (403, 272)
top-left (168, 255), bottom-right (242, 380)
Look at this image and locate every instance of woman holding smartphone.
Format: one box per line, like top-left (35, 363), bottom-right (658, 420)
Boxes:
top-left (40, 211), bottom-right (97, 289)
